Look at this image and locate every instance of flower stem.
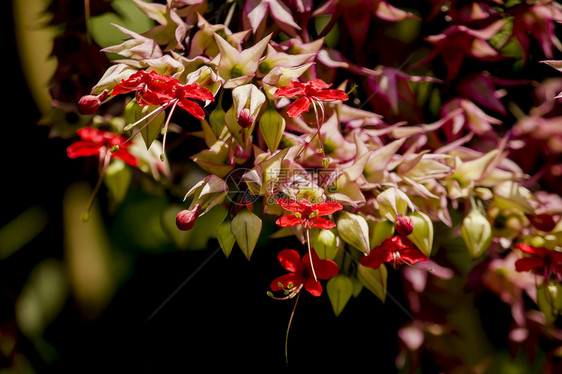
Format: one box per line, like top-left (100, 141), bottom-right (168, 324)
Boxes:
top-left (285, 291), bottom-right (301, 366)
top-left (306, 228), bottom-right (318, 281)
top-left (82, 150), bottom-right (112, 221)
top-left (160, 99), bottom-right (179, 161)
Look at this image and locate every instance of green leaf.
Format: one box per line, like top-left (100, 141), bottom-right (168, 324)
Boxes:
top-left (537, 282), bottom-right (562, 325)
top-left (217, 220), bottom-right (236, 257)
top-left (140, 105), bottom-right (166, 150)
top-left (407, 211), bottom-right (434, 258)
top-left (357, 263), bottom-right (387, 303)
top-left (231, 209), bottom-right (262, 260)
top-left (327, 275), bottom-right (354, 316)
top-left (259, 107), bottom-right (286, 152)
top-left (125, 101), bottom-right (166, 150)
top-left (104, 159), bottom-right (132, 204)
top-left (311, 229), bottom-right (338, 259)
top-left (368, 219), bottom-right (395, 249)
top-left (336, 212), bottom-right (370, 254)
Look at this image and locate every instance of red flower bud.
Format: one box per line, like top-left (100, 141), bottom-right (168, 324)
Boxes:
top-left (395, 216), bottom-right (414, 237)
top-left (238, 108), bottom-right (254, 128)
top-left (528, 214), bottom-right (557, 232)
top-left (77, 90), bottom-right (108, 115)
top-left (176, 205), bottom-right (202, 231)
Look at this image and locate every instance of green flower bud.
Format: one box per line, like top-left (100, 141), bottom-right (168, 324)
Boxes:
top-left (230, 209), bottom-right (262, 260)
top-left (368, 219), bottom-right (395, 249)
top-left (407, 211), bottom-right (434, 258)
top-left (312, 229), bottom-right (338, 259)
top-left (259, 107), bottom-right (286, 152)
top-left (461, 209), bottom-right (492, 258)
top-left (336, 211), bottom-right (370, 254)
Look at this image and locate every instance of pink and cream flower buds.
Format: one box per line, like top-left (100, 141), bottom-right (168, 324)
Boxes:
top-left (176, 205), bottom-right (202, 231)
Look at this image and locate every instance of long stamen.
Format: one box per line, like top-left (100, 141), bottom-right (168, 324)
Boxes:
top-left (112, 104), bottom-right (171, 153)
top-left (160, 99), bottom-right (179, 161)
top-left (123, 104), bottom-right (166, 132)
top-left (311, 101), bottom-right (324, 157)
top-left (82, 149), bottom-right (112, 222)
top-left (306, 228), bottom-right (318, 281)
top-left (284, 291), bottom-right (301, 365)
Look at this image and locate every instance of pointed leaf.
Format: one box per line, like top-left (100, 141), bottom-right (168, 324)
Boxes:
top-left (357, 263), bottom-right (387, 303)
top-left (537, 282), bottom-right (562, 325)
top-left (103, 159), bottom-right (132, 204)
top-left (259, 107), bottom-right (286, 151)
top-left (231, 209), bottom-right (262, 260)
top-left (327, 275), bottom-right (354, 316)
top-left (407, 211), bottom-right (434, 258)
top-left (217, 220), bottom-right (236, 257)
top-left (336, 212), bottom-right (370, 254)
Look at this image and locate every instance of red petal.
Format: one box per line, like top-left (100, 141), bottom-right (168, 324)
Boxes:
top-left (515, 257), bottom-right (544, 272)
top-left (277, 249), bottom-right (304, 273)
top-left (313, 89), bottom-right (349, 102)
top-left (76, 127), bottom-right (104, 142)
top-left (400, 248), bottom-right (428, 264)
top-left (113, 149), bottom-right (139, 166)
top-left (514, 243), bottom-right (548, 257)
top-left (286, 97), bottom-right (311, 117)
top-left (304, 250), bottom-right (339, 280)
top-left (179, 98), bottom-right (206, 119)
top-left (276, 197), bottom-right (299, 212)
top-left (273, 81), bottom-right (305, 98)
top-left (304, 277), bottom-right (323, 296)
top-left (275, 214), bottom-right (302, 227)
top-left (181, 83), bottom-right (215, 102)
top-left (67, 141), bottom-right (101, 158)
top-left (311, 217), bottom-right (336, 230)
top-left (308, 79), bottom-right (332, 90)
top-left (316, 200), bottom-right (343, 216)
top-left (360, 250), bottom-right (391, 270)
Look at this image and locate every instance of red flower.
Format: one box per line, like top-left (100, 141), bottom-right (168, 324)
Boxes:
top-left (360, 235), bottom-right (427, 270)
top-left (514, 243), bottom-right (562, 278)
top-left (273, 79), bottom-right (349, 118)
top-left (270, 249), bottom-right (339, 297)
top-left (67, 127), bottom-right (138, 166)
top-left (275, 197), bottom-right (343, 230)
top-left (111, 70), bottom-right (214, 119)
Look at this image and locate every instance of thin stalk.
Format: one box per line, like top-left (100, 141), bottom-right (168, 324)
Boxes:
top-left (306, 228), bottom-right (318, 281)
top-left (82, 150), bottom-right (112, 221)
top-left (284, 291), bottom-right (301, 366)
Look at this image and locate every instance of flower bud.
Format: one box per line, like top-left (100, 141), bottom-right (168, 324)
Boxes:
top-left (528, 214), bottom-right (557, 232)
top-left (77, 90), bottom-right (108, 115)
top-left (259, 107), bottom-right (286, 151)
top-left (230, 209), bottom-right (262, 260)
top-left (407, 211), bottom-right (433, 258)
top-left (176, 205), bottom-right (202, 231)
top-left (238, 108), bottom-right (254, 128)
top-left (395, 216), bottom-right (414, 237)
top-left (461, 209), bottom-right (492, 258)
top-left (312, 229), bottom-right (338, 259)
top-left (336, 211), bottom-right (370, 254)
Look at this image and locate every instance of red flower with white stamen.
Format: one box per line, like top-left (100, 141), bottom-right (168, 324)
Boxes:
top-left (361, 235), bottom-right (427, 270)
top-left (514, 243), bottom-right (562, 279)
top-left (67, 127), bottom-right (138, 166)
top-left (275, 197), bottom-right (343, 230)
top-left (270, 249), bottom-right (339, 297)
top-left (273, 79), bottom-right (349, 118)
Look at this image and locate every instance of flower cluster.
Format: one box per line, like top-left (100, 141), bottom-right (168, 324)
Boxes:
top-left (42, 0), bottom-right (562, 370)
